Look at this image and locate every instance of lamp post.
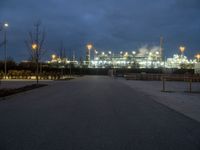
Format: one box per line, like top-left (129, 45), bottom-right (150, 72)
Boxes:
top-left (32, 43), bottom-right (37, 50)
top-left (51, 54), bottom-right (56, 60)
top-left (32, 43), bottom-right (39, 84)
top-left (86, 43), bottom-right (93, 67)
top-left (179, 46), bottom-right (185, 56)
top-left (3, 23), bottom-right (9, 79)
top-left (196, 54), bottom-right (200, 62)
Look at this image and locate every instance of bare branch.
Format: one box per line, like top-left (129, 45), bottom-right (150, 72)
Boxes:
top-left (25, 21), bottom-right (46, 61)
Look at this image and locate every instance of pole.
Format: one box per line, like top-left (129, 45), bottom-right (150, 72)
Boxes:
top-left (4, 30), bottom-right (7, 79)
top-left (88, 48), bottom-right (91, 67)
top-left (36, 24), bottom-right (39, 84)
top-left (70, 62), bottom-right (72, 77)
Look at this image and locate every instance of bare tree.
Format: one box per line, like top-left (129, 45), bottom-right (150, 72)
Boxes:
top-left (25, 21), bottom-right (46, 84)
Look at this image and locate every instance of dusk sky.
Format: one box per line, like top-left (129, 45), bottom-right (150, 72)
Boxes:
top-left (0, 0), bottom-right (200, 61)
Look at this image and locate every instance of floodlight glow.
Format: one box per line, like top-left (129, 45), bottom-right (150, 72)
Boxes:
top-left (52, 54), bottom-right (56, 60)
top-left (4, 23), bottom-right (9, 28)
top-left (179, 46), bottom-right (185, 53)
top-left (32, 44), bottom-right (37, 50)
top-left (87, 44), bottom-right (93, 50)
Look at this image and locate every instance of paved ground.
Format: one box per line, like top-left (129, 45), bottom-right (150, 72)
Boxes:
top-left (0, 76), bottom-right (200, 150)
top-left (119, 79), bottom-right (200, 122)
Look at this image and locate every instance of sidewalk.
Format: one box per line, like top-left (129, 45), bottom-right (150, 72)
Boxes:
top-left (119, 79), bottom-right (200, 122)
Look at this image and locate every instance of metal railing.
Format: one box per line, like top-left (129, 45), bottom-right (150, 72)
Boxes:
top-left (161, 76), bottom-right (200, 93)
top-left (125, 73), bottom-right (200, 82)
top-left (124, 73), bottom-right (200, 93)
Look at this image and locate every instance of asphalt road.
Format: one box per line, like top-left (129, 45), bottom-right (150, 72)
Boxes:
top-left (0, 76), bottom-right (200, 150)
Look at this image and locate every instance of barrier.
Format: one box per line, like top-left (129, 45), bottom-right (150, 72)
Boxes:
top-left (125, 73), bottom-right (200, 82)
top-left (161, 76), bottom-right (200, 93)
top-left (124, 73), bottom-right (200, 93)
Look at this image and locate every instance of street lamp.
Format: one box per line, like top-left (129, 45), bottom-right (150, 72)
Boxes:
top-left (196, 54), bottom-right (200, 62)
top-left (179, 46), bottom-right (185, 56)
top-left (4, 23), bottom-right (9, 28)
top-left (3, 22), bottom-right (9, 79)
top-left (32, 43), bottom-right (37, 50)
top-left (86, 44), bottom-right (93, 50)
top-left (51, 54), bottom-right (56, 60)
top-left (31, 43), bottom-right (39, 84)
top-left (86, 43), bottom-right (93, 66)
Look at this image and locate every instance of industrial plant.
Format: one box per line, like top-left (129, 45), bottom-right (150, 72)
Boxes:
top-left (48, 42), bottom-right (200, 72)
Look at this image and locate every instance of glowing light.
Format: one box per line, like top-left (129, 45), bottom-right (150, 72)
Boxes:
top-left (124, 52), bottom-right (128, 57)
top-left (196, 54), bottom-right (200, 61)
top-left (86, 44), bottom-right (93, 50)
top-left (52, 54), bottom-right (56, 60)
top-left (32, 43), bottom-right (37, 50)
top-left (108, 51), bottom-right (112, 54)
top-left (132, 51), bottom-right (136, 55)
top-left (179, 46), bottom-right (185, 53)
top-left (156, 51), bottom-right (159, 55)
top-left (4, 23), bottom-right (9, 28)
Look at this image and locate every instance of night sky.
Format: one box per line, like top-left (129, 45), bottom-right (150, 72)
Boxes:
top-left (0, 0), bottom-right (200, 61)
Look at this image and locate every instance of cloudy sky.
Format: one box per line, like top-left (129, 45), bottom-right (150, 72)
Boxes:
top-left (0, 0), bottom-right (200, 61)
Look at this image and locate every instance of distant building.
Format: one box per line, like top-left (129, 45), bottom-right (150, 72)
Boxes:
top-left (46, 49), bottom-right (198, 69)
top-left (166, 54), bottom-right (196, 69)
top-left (84, 50), bottom-right (163, 68)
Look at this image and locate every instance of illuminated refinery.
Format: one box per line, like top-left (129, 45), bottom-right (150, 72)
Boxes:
top-left (48, 43), bottom-right (199, 69)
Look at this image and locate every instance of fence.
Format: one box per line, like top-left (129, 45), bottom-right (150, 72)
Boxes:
top-left (161, 76), bottom-right (200, 93)
top-left (124, 73), bottom-right (200, 82)
top-left (124, 73), bottom-right (200, 93)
